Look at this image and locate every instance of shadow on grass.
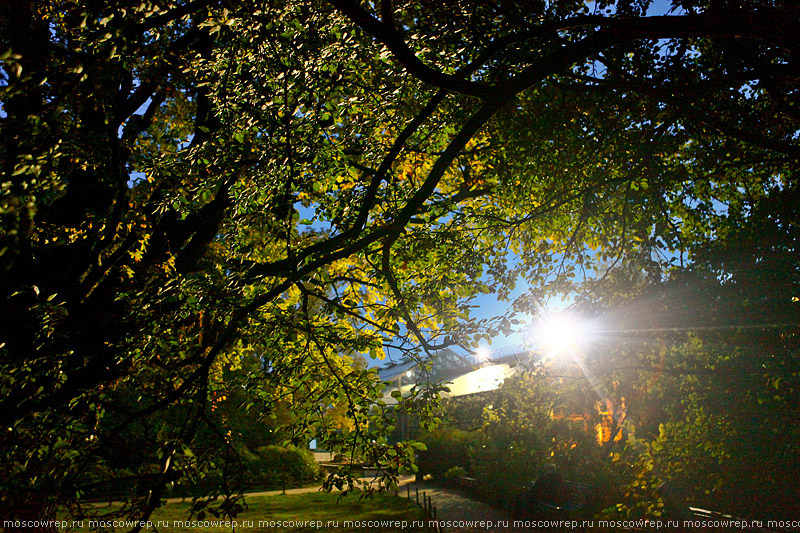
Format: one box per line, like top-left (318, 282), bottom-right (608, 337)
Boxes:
top-left (63, 492), bottom-right (435, 532)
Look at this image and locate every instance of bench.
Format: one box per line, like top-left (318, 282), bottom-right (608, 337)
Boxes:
top-left (515, 477), bottom-right (596, 520)
top-left (454, 475), bottom-right (478, 492)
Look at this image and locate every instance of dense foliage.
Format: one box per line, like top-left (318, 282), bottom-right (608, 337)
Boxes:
top-left (1, 0), bottom-right (797, 525)
top-left (420, 203), bottom-right (799, 518)
top-left (419, 375), bottom-right (610, 510)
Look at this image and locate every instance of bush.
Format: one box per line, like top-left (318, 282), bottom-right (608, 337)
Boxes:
top-left (417, 427), bottom-right (480, 482)
top-left (240, 445), bottom-right (320, 489)
top-left (444, 465), bottom-right (467, 480)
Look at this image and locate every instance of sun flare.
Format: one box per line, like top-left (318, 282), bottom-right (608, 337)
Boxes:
top-left (529, 312), bottom-right (589, 357)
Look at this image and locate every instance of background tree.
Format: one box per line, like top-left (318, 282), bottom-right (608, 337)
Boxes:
top-left (582, 181), bottom-right (799, 520)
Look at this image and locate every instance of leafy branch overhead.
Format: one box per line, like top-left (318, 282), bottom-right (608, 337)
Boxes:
top-left (1, 0), bottom-right (797, 523)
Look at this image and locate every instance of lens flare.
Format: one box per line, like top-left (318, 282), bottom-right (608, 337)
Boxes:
top-left (475, 346), bottom-right (491, 362)
top-left (528, 312), bottom-right (588, 358)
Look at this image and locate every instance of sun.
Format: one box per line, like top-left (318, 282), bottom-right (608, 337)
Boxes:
top-left (528, 312), bottom-right (589, 358)
top-left (475, 346), bottom-right (491, 362)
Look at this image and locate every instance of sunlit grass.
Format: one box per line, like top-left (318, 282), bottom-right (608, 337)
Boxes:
top-left (61, 492), bottom-right (434, 532)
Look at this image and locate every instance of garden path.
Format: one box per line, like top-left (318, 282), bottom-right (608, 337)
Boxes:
top-left (404, 481), bottom-right (524, 532)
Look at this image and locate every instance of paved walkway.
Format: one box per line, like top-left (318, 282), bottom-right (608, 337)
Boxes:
top-left (164, 475), bottom-right (417, 503)
top-left (167, 476), bottom-right (530, 531)
top-left (402, 481), bottom-right (520, 532)
top-left (243, 474), bottom-right (417, 498)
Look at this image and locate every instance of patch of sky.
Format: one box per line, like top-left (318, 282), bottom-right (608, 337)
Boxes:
top-left (295, 201), bottom-right (334, 233)
top-left (117, 96), bottom-right (153, 139)
top-left (646, 0), bottom-right (684, 16)
top-left (585, 0), bottom-right (682, 16)
top-left (0, 64), bottom-right (7, 118)
top-left (738, 81), bottom-right (762, 100)
top-left (469, 279), bottom-right (573, 355)
top-left (127, 171), bottom-right (147, 188)
top-left (177, 133), bottom-right (194, 151)
top-left (122, 97), bottom-right (152, 188)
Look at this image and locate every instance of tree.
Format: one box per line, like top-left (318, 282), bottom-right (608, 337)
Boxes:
top-left (580, 180), bottom-right (799, 520)
top-left (419, 184), bottom-right (799, 516)
top-left (1, 0), bottom-right (798, 524)
top-left (419, 369), bottom-right (612, 509)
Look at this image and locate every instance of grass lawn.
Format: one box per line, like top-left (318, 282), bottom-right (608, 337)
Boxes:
top-left (62, 492), bottom-right (435, 532)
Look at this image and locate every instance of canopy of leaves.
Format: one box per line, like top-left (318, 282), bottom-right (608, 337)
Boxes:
top-left (1, 0), bottom-right (797, 524)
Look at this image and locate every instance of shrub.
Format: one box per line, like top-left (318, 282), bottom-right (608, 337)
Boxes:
top-left (417, 427), bottom-right (480, 482)
top-left (241, 445), bottom-right (320, 489)
top-left (443, 465), bottom-right (467, 480)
